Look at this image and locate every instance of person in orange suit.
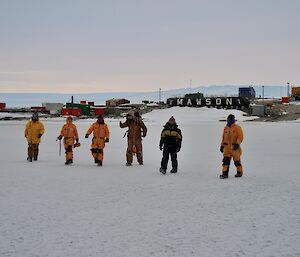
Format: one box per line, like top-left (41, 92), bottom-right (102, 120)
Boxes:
top-left (220, 114), bottom-right (244, 179)
top-left (57, 116), bottom-right (80, 165)
top-left (85, 115), bottom-right (110, 166)
top-left (119, 111), bottom-right (147, 166)
top-left (24, 112), bottom-right (45, 162)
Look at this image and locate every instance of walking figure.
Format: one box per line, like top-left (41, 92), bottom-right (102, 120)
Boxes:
top-left (119, 111), bottom-right (147, 166)
top-left (57, 116), bottom-right (80, 165)
top-left (85, 115), bottom-right (110, 166)
top-left (159, 116), bottom-right (182, 174)
top-left (220, 114), bottom-right (244, 179)
top-left (24, 113), bottom-right (45, 162)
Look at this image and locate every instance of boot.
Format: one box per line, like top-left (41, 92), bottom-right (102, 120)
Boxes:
top-left (65, 159), bottom-right (72, 165)
top-left (97, 160), bottom-right (103, 166)
top-left (33, 156), bottom-right (38, 161)
top-left (170, 168), bottom-right (177, 173)
top-left (159, 167), bottom-right (166, 174)
top-left (220, 171), bottom-right (229, 179)
top-left (27, 157), bottom-right (32, 162)
top-left (126, 162), bottom-right (132, 166)
top-left (94, 158), bottom-right (98, 164)
top-left (235, 171), bottom-right (243, 177)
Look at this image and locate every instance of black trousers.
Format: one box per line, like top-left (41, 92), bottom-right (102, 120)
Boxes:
top-left (161, 147), bottom-right (177, 171)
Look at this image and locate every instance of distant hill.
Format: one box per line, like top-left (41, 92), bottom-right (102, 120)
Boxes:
top-left (0, 85), bottom-right (287, 107)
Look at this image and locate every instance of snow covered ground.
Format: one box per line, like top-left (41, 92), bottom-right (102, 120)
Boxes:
top-left (0, 107), bottom-right (299, 257)
top-left (0, 112), bottom-right (32, 118)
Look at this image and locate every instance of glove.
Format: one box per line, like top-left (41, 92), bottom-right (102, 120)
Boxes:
top-left (232, 144), bottom-right (239, 150)
top-left (159, 145), bottom-right (163, 151)
top-left (176, 147), bottom-right (181, 152)
top-left (105, 138), bottom-right (109, 143)
top-left (74, 139), bottom-right (80, 148)
top-left (85, 134), bottom-right (89, 138)
top-left (220, 145), bottom-right (224, 153)
top-left (57, 135), bottom-right (63, 140)
top-left (37, 134), bottom-right (42, 138)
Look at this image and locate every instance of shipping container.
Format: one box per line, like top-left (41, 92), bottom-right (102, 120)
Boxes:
top-left (94, 108), bottom-right (105, 115)
top-left (281, 97), bottom-right (289, 104)
top-left (0, 102), bottom-right (6, 110)
top-left (252, 105), bottom-right (266, 116)
top-left (239, 87), bottom-right (256, 99)
top-left (61, 107), bottom-right (82, 117)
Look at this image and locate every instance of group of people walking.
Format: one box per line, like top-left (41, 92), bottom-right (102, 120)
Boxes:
top-left (24, 111), bottom-right (244, 178)
top-left (24, 111), bottom-right (148, 167)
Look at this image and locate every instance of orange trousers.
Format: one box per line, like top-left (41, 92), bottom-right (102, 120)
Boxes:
top-left (64, 138), bottom-right (75, 161)
top-left (222, 147), bottom-right (243, 173)
top-left (91, 137), bottom-right (105, 161)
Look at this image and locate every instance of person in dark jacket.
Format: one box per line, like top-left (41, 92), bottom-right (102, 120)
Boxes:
top-left (159, 116), bottom-right (182, 174)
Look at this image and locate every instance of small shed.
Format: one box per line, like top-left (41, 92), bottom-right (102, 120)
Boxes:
top-left (252, 105), bottom-right (266, 116)
top-left (106, 98), bottom-right (130, 107)
top-left (42, 103), bottom-right (64, 115)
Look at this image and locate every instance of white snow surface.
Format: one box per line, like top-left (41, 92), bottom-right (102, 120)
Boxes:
top-left (0, 107), bottom-right (299, 257)
top-left (0, 112), bottom-right (32, 118)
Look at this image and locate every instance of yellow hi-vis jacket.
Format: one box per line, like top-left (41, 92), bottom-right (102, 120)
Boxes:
top-left (221, 123), bottom-right (243, 155)
top-left (25, 120), bottom-right (45, 144)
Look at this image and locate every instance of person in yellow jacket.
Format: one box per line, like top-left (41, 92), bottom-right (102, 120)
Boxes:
top-left (219, 114), bottom-right (244, 179)
top-left (85, 115), bottom-right (110, 166)
top-left (24, 113), bottom-right (45, 162)
top-left (57, 116), bottom-right (80, 165)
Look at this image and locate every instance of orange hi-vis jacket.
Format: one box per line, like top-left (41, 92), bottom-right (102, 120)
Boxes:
top-left (221, 123), bottom-right (243, 155)
top-left (25, 120), bottom-right (45, 144)
top-left (60, 123), bottom-right (78, 140)
top-left (60, 122), bottom-right (78, 147)
top-left (87, 122), bottom-right (109, 139)
top-left (86, 122), bottom-right (110, 150)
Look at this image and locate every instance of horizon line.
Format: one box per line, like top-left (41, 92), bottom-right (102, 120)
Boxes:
top-left (0, 84), bottom-right (286, 94)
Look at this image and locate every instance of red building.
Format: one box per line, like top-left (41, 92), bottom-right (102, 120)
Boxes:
top-left (0, 103), bottom-right (6, 110)
top-left (61, 107), bottom-right (82, 117)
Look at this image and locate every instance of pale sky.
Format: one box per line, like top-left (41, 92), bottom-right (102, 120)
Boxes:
top-left (0, 0), bottom-right (299, 93)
